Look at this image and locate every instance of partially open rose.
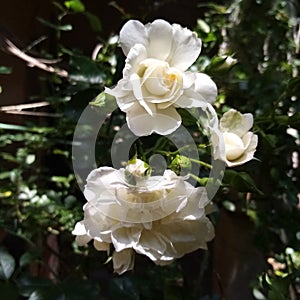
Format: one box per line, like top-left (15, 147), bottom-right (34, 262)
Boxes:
top-left (106, 19), bottom-right (217, 136)
top-left (219, 109), bottom-right (258, 167)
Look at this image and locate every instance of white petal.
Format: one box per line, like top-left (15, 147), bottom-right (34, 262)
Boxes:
top-left (177, 221), bottom-right (214, 252)
top-left (114, 90), bottom-right (137, 112)
top-left (220, 109), bottom-right (253, 137)
top-left (105, 81), bottom-right (130, 98)
top-left (175, 89), bottom-right (206, 108)
top-left (243, 132), bottom-right (258, 151)
top-left (130, 73), bottom-right (156, 116)
top-left (175, 73), bottom-right (217, 107)
top-left (84, 167), bottom-right (121, 202)
top-left (93, 240), bottom-right (110, 252)
top-left (225, 133), bottom-right (258, 167)
top-left (123, 44), bottom-right (148, 78)
top-left (182, 72), bottom-right (196, 89)
top-left (113, 249), bottom-right (135, 274)
top-left (83, 203), bottom-right (118, 241)
top-left (111, 227), bottom-right (141, 252)
top-left (75, 235), bottom-right (91, 246)
top-left (167, 24), bottom-right (202, 71)
top-left (193, 73), bottom-right (217, 104)
top-left (223, 132), bottom-right (245, 161)
top-left (146, 19), bottom-right (173, 60)
top-left (72, 221), bottom-right (87, 235)
top-left (210, 127), bottom-right (226, 161)
top-left (119, 20), bottom-right (148, 56)
top-left (135, 230), bottom-right (168, 259)
top-left (126, 104), bottom-right (182, 136)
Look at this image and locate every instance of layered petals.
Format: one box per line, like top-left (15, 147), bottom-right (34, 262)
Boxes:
top-left (219, 109), bottom-right (258, 167)
top-left (72, 159), bottom-right (214, 274)
top-left (106, 19), bottom-right (217, 136)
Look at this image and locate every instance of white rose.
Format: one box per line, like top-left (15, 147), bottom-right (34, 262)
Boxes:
top-left (105, 19), bottom-right (217, 136)
top-left (72, 160), bottom-right (214, 274)
top-left (219, 109), bottom-right (258, 167)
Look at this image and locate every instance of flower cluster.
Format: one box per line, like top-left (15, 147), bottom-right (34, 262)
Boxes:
top-left (73, 159), bottom-right (214, 274)
top-left (73, 19), bottom-right (258, 274)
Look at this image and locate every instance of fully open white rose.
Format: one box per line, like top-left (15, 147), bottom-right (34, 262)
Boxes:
top-left (219, 109), bottom-right (258, 167)
top-left (105, 19), bottom-right (217, 136)
top-left (72, 159), bottom-right (214, 274)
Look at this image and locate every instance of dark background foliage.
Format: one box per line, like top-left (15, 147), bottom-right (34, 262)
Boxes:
top-left (0, 0), bottom-right (299, 299)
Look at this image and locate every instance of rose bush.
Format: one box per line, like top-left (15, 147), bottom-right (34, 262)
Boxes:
top-left (72, 159), bottom-right (214, 274)
top-left (105, 19), bottom-right (217, 136)
top-left (219, 109), bottom-right (258, 167)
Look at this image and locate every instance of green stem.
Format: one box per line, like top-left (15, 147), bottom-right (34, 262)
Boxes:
top-left (189, 158), bottom-right (212, 169)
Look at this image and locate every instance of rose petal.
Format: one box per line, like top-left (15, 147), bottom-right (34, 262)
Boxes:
top-left (126, 104), bottom-right (182, 136)
top-left (135, 230), bottom-right (168, 259)
top-left (167, 24), bottom-right (202, 71)
top-left (119, 20), bottom-right (148, 56)
top-left (123, 44), bottom-right (148, 78)
top-left (111, 227), bottom-right (141, 252)
top-left (113, 249), bottom-right (135, 274)
top-left (243, 132), bottom-right (258, 151)
top-left (75, 235), bottom-right (91, 246)
top-left (146, 19), bottom-right (173, 60)
top-left (175, 89), bottom-right (206, 108)
top-left (84, 167), bottom-right (121, 202)
top-left (130, 73), bottom-right (156, 116)
top-left (72, 221), bottom-right (87, 235)
top-left (93, 240), bottom-right (110, 252)
top-left (171, 218), bottom-right (215, 253)
top-left (175, 73), bottom-right (217, 107)
top-left (182, 71), bottom-right (197, 89)
top-left (220, 109), bottom-right (253, 137)
top-left (224, 133), bottom-right (258, 167)
top-left (193, 73), bottom-right (218, 104)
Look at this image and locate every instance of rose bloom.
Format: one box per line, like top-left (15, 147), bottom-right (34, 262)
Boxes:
top-left (72, 159), bottom-right (214, 274)
top-left (219, 109), bottom-right (258, 167)
top-left (105, 19), bottom-right (217, 136)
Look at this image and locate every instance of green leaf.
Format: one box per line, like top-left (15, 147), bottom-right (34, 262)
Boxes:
top-left (64, 0), bottom-right (85, 12)
top-left (37, 17), bottom-right (72, 31)
top-left (0, 171), bottom-right (12, 180)
top-left (0, 123), bottom-right (29, 131)
top-left (0, 248), bottom-right (16, 280)
top-left (19, 252), bottom-right (39, 268)
top-left (0, 66), bottom-right (12, 74)
top-left (197, 19), bottom-right (210, 33)
top-left (264, 134), bottom-right (277, 148)
top-left (84, 12), bottom-right (102, 32)
top-left (224, 169), bottom-right (263, 195)
top-left (89, 91), bottom-right (117, 114)
top-left (68, 55), bottom-right (105, 84)
top-left (52, 1), bottom-right (65, 12)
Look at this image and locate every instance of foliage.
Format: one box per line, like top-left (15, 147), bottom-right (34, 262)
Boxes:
top-left (0, 0), bottom-right (299, 299)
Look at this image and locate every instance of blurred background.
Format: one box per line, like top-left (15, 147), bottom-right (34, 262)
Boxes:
top-left (0, 1), bottom-right (299, 299)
